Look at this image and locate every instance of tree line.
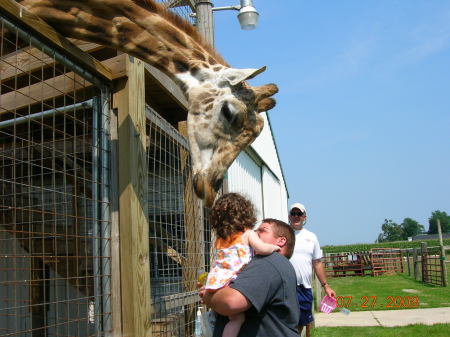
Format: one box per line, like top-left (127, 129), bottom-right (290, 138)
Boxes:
top-left (376, 210), bottom-right (450, 242)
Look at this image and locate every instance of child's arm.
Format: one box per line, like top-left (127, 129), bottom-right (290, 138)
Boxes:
top-left (247, 230), bottom-right (280, 255)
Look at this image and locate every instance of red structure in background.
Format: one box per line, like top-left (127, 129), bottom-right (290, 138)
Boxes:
top-left (371, 248), bottom-right (403, 275)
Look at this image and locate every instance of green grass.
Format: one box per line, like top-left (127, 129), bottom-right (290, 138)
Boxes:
top-left (312, 324), bottom-right (450, 337)
top-left (326, 272), bottom-right (450, 311)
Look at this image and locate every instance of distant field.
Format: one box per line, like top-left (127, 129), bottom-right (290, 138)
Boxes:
top-left (312, 323), bottom-right (450, 337)
top-left (322, 239), bottom-right (450, 253)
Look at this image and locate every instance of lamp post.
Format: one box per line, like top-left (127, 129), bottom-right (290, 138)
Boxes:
top-left (195, 0), bottom-right (259, 45)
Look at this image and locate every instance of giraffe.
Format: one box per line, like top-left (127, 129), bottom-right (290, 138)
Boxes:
top-left (18, 0), bottom-right (278, 207)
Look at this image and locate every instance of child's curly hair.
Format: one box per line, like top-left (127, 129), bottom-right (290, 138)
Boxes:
top-left (210, 193), bottom-right (257, 240)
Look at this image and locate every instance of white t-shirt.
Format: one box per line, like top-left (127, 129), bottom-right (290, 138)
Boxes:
top-left (289, 228), bottom-right (322, 289)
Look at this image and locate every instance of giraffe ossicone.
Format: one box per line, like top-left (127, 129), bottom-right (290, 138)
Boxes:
top-left (19, 0), bottom-right (278, 207)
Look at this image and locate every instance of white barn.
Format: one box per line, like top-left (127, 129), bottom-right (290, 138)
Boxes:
top-left (227, 112), bottom-right (289, 223)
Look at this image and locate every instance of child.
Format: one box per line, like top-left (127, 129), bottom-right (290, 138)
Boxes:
top-left (204, 193), bottom-right (280, 337)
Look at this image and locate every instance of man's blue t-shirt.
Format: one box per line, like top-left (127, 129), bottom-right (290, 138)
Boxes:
top-left (213, 253), bottom-right (300, 337)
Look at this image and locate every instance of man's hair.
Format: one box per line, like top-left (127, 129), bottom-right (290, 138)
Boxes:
top-left (210, 193), bottom-right (256, 240)
top-left (262, 218), bottom-right (295, 259)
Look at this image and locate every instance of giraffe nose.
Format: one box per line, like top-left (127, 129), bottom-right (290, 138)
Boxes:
top-left (213, 178), bottom-right (223, 192)
top-left (192, 173), bottom-right (222, 208)
top-left (193, 173), bottom-right (206, 199)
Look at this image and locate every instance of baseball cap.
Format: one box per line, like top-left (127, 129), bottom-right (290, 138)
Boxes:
top-left (289, 203), bottom-right (306, 214)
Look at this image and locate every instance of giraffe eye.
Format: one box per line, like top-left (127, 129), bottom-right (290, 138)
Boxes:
top-left (221, 102), bottom-right (233, 122)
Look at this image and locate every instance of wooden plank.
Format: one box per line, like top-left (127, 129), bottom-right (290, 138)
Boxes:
top-left (144, 64), bottom-right (187, 110)
top-left (158, 290), bottom-right (198, 311)
top-left (0, 54), bottom-right (126, 113)
top-left (0, 40), bottom-right (103, 82)
top-left (115, 56), bottom-right (152, 337)
top-left (0, 0), bottom-right (111, 81)
top-left (0, 71), bottom-right (90, 113)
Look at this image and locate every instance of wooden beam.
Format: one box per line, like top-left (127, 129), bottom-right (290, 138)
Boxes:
top-left (0, 54), bottom-right (126, 114)
top-left (0, 40), bottom-right (103, 82)
top-left (0, 71), bottom-right (90, 113)
top-left (0, 0), bottom-right (111, 81)
top-left (144, 64), bottom-right (187, 110)
top-left (178, 121), bottom-right (204, 336)
top-left (114, 56), bottom-right (152, 337)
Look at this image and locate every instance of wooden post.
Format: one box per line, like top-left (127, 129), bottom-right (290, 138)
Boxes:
top-left (421, 242), bottom-right (428, 284)
top-left (406, 250), bottom-right (411, 276)
top-left (178, 121), bottom-right (205, 335)
top-left (437, 219), bottom-right (448, 287)
top-left (114, 56), bottom-right (152, 337)
top-left (413, 248), bottom-right (419, 281)
top-left (195, 0), bottom-right (214, 45)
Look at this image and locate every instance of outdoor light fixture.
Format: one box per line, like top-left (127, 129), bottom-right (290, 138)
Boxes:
top-left (237, 0), bottom-right (259, 30)
top-left (203, 0), bottom-right (259, 31)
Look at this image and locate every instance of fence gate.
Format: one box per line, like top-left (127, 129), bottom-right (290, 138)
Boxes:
top-left (422, 245), bottom-right (445, 286)
top-left (371, 248), bottom-right (403, 275)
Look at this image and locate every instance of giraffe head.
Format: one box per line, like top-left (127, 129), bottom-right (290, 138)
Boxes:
top-left (179, 65), bottom-right (278, 207)
top-left (16, 0), bottom-right (278, 207)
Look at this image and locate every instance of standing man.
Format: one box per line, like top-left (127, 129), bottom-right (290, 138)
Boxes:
top-left (200, 218), bottom-right (300, 337)
top-left (289, 203), bottom-right (336, 337)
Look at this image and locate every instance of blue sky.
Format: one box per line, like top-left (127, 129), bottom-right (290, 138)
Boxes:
top-left (213, 1), bottom-right (450, 245)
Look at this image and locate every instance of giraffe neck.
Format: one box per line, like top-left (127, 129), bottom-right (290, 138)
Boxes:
top-left (19, 0), bottom-right (227, 90)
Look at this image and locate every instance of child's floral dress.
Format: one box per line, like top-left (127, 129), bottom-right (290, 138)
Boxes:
top-left (205, 232), bottom-right (252, 290)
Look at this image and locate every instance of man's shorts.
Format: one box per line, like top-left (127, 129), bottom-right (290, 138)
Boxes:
top-left (296, 284), bottom-right (314, 326)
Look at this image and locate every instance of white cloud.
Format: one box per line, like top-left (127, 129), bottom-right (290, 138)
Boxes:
top-left (296, 38), bottom-right (376, 89)
top-left (399, 12), bottom-right (450, 63)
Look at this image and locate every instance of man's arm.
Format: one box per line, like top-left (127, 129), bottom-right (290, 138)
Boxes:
top-left (312, 259), bottom-right (336, 298)
top-left (201, 286), bottom-right (252, 317)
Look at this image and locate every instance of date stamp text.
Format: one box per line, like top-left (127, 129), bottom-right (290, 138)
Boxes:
top-left (336, 296), bottom-right (419, 309)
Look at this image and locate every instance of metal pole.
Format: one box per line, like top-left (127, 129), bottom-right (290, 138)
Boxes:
top-left (195, 1), bottom-right (214, 45)
top-left (0, 100), bottom-right (93, 128)
top-left (100, 88), bottom-right (112, 332)
top-left (92, 96), bottom-right (102, 334)
top-left (437, 219), bottom-right (448, 287)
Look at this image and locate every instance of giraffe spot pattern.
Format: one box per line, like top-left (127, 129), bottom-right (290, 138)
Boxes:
top-left (202, 98), bottom-right (215, 105)
top-left (208, 56), bottom-right (217, 65)
top-left (193, 49), bottom-right (206, 61)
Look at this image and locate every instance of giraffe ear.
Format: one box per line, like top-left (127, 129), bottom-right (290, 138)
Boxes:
top-left (221, 66), bottom-right (266, 86)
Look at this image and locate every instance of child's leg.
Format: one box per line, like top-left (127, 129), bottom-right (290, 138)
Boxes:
top-left (222, 312), bottom-right (245, 337)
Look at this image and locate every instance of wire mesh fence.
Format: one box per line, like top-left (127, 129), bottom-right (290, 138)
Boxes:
top-left (146, 106), bottom-right (212, 337)
top-left (1, 2), bottom-right (217, 336)
top-left (156, 0), bottom-right (195, 24)
top-left (0, 13), bottom-right (111, 337)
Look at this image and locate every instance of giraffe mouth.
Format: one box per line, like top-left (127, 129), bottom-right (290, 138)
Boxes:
top-left (193, 173), bottom-right (223, 208)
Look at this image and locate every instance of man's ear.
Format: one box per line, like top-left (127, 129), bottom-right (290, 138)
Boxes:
top-left (276, 236), bottom-right (287, 247)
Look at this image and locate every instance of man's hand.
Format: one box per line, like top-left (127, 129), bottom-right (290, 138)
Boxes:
top-left (323, 284), bottom-right (336, 298)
